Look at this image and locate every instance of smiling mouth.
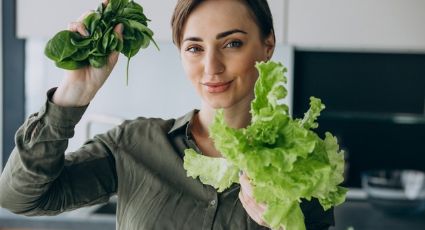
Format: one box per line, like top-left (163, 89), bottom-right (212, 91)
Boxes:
top-left (202, 80), bottom-right (233, 93)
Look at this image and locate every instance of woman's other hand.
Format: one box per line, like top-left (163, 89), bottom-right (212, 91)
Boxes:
top-left (239, 172), bottom-right (286, 230)
top-left (239, 172), bottom-right (269, 227)
top-left (53, 0), bottom-right (123, 107)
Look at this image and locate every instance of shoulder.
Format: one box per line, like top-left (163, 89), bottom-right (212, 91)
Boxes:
top-left (90, 116), bottom-right (176, 151)
top-left (98, 116), bottom-right (178, 160)
top-left (117, 110), bottom-right (196, 139)
top-left (119, 116), bottom-right (176, 138)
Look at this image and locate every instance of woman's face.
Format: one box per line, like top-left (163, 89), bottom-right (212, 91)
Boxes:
top-left (180, 0), bottom-right (274, 110)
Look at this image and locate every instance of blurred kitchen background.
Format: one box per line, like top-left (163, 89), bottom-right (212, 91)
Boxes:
top-left (1, 0), bottom-right (425, 229)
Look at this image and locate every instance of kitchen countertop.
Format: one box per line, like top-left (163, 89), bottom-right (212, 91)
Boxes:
top-left (1, 189), bottom-right (425, 230)
top-left (331, 199), bottom-right (425, 230)
top-left (330, 189), bottom-right (425, 230)
top-left (0, 204), bottom-right (115, 230)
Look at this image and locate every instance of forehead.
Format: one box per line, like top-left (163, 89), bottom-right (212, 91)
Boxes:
top-left (182, 0), bottom-right (258, 37)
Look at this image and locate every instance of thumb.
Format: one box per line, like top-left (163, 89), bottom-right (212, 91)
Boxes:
top-left (102, 0), bottom-right (110, 7)
top-left (114, 23), bottom-right (124, 40)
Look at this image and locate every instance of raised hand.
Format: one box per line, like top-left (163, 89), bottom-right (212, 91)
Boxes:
top-left (53, 0), bottom-right (123, 107)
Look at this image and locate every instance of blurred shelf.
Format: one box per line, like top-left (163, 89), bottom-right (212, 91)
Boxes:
top-left (322, 112), bottom-right (425, 125)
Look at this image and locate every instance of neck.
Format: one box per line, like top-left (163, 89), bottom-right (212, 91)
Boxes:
top-left (196, 100), bottom-right (252, 138)
top-left (191, 96), bottom-right (253, 158)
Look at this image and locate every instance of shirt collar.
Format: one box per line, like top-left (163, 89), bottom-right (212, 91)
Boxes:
top-left (168, 109), bottom-right (199, 136)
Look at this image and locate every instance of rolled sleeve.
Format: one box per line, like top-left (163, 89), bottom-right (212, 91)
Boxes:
top-left (44, 87), bottom-right (88, 128)
top-left (0, 88), bottom-right (117, 216)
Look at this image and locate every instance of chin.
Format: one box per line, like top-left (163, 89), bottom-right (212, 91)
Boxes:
top-left (205, 99), bottom-right (233, 110)
top-left (201, 93), bottom-right (230, 109)
top-left (209, 103), bottom-right (229, 110)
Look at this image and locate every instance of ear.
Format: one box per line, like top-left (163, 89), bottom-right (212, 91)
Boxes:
top-left (263, 31), bottom-right (275, 60)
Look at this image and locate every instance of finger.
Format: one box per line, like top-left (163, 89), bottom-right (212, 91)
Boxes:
top-left (106, 50), bottom-right (121, 72)
top-left (107, 51), bottom-right (119, 68)
top-left (239, 191), bottom-right (269, 227)
top-left (113, 23), bottom-right (124, 40)
top-left (239, 173), bottom-right (255, 198)
top-left (239, 191), bottom-right (258, 219)
top-left (257, 201), bottom-right (267, 211)
top-left (68, 22), bottom-right (89, 37)
top-left (242, 190), bottom-right (267, 213)
top-left (239, 191), bottom-right (264, 222)
top-left (102, 0), bottom-right (109, 7)
top-left (239, 173), bottom-right (268, 210)
top-left (240, 183), bottom-right (267, 213)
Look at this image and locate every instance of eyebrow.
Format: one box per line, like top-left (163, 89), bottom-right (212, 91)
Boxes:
top-left (182, 29), bottom-right (248, 43)
top-left (216, 29), bottom-right (247, 39)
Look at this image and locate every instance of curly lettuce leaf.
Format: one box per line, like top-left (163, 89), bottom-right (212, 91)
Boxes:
top-left (183, 61), bottom-right (347, 230)
top-left (183, 149), bottom-right (239, 192)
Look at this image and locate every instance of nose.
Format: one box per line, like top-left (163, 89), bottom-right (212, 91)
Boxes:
top-left (204, 49), bottom-right (225, 76)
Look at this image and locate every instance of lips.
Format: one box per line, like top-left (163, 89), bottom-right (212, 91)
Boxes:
top-left (202, 80), bottom-right (233, 93)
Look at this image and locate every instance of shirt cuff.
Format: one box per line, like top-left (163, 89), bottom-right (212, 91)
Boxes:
top-left (41, 87), bottom-right (89, 128)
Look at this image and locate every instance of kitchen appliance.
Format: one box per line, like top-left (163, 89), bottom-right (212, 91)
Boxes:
top-left (362, 169), bottom-right (425, 215)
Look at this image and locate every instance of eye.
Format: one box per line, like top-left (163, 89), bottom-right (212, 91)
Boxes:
top-left (185, 46), bottom-right (203, 53)
top-left (225, 40), bottom-right (243, 48)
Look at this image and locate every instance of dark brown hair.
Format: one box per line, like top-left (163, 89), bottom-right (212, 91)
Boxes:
top-left (171, 0), bottom-right (275, 48)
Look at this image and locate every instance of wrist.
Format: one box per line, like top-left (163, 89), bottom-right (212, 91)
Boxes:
top-left (52, 77), bottom-right (98, 107)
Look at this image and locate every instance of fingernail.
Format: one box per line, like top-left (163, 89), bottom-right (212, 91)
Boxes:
top-left (239, 170), bottom-right (243, 176)
top-left (84, 29), bottom-right (90, 37)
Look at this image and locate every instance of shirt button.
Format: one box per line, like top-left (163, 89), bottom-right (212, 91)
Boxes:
top-left (209, 200), bottom-right (216, 206)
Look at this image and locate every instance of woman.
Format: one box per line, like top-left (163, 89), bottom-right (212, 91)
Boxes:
top-left (0, 0), bottom-right (334, 229)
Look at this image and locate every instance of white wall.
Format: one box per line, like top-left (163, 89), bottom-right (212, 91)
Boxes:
top-left (17, 0), bottom-right (99, 39)
top-left (287, 0), bottom-right (425, 51)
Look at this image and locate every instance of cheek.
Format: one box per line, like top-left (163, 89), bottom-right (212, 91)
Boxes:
top-left (240, 48), bottom-right (266, 85)
top-left (230, 56), bottom-right (260, 81)
top-left (182, 61), bottom-right (205, 97)
top-left (228, 46), bottom-right (266, 76)
top-left (181, 55), bottom-right (199, 83)
top-left (233, 59), bottom-right (260, 92)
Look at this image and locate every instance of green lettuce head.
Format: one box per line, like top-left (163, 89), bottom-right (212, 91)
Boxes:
top-left (184, 61), bottom-right (347, 230)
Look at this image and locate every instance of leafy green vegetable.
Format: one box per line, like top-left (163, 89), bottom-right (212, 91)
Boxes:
top-left (183, 61), bottom-right (347, 230)
top-left (44, 0), bottom-right (159, 84)
top-left (185, 149), bottom-right (239, 192)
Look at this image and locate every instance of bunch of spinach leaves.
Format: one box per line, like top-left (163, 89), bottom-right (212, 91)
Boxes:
top-left (45, 0), bottom-right (158, 84)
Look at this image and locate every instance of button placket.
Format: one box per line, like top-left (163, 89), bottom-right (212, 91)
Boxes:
top-left (202, 190), bottom-right (219, 230)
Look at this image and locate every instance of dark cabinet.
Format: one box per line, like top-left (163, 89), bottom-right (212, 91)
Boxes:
top-left (293, 50), bottom-right (425, 187)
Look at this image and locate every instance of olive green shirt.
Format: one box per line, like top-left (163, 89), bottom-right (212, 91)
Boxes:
top-left (0, 88), bottom-right (334, 230)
